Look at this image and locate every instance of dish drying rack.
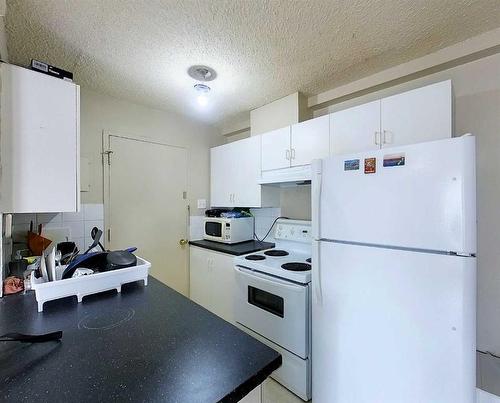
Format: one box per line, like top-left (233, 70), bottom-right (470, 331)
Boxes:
top-left (30, 257), bottom-right (150, 312)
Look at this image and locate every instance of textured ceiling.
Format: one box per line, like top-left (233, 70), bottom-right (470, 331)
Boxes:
top-left (6, 0), bottom-right (500, 126)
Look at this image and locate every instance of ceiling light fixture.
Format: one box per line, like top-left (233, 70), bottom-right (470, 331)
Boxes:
top-left (194, 83), bottom-right (211, 107)
top-left (188, 65), bottom-right (217, 82)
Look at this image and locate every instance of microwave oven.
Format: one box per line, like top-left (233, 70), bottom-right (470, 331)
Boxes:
top-left (203, 217), bottom-right (254, 244)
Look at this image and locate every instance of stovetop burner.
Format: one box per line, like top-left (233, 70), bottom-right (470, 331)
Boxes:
top-left (306, 258), bottom-right (311, 263)
top-left (245, 254), bottom-right (266, 261)
top-left (264, 249), bottom-right (289, 257)
top-left (281, 262), bottom-right (311, 272)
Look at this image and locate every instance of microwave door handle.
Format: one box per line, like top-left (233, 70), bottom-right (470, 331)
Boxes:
top-left (235, 266), bottom-right (305, 291)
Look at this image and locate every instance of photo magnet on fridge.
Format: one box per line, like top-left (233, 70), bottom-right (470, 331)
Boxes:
top-left (344, 159), bottom-right (360, 171)
top-left (383, 153), bottom-right (406, 167)
top-left (364, 157), bottom-right (376, 174)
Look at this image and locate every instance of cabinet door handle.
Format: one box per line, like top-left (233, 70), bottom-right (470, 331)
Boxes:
top-left (285, 149), bottom-right (290, 160)
top-left (291, 148), bottom-right (296, 159)
top-left (383, 130), bottom-right (392, 145)
top-left (374, 131), bottom-right (381, 146)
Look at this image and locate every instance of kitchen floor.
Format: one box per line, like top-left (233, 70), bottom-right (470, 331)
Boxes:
top-left (263, 378), bottom-right (309, 403)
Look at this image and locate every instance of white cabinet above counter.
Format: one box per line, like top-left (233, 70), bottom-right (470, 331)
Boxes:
top-left (0, 63), bottom-right (80, 213)
top-left (290, 114), bottom-right (330, 167)
top-left (260, 115), bottom-right (329, 184)
top-left (330, 80), bottom-right (452, 155)
top-left (210, 136), bottom-right (279, 208)
top-left (210, 80), bottom-right (453, 204)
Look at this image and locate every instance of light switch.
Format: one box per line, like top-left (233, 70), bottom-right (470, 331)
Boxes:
top-left (197, 199), bottom-right (207, 209)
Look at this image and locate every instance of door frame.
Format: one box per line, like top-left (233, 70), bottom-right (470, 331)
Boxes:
top-left (102, 130), bottom-right (190, 248)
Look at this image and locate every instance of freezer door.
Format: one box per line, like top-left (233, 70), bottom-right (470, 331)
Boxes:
top-left (318, 136), bottom-right (476, 254)
top-left (312, 241), bottom-right (476, 403)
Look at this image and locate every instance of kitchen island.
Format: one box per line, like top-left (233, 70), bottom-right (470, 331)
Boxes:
top-left (0, 277), bottom-right (281, 402)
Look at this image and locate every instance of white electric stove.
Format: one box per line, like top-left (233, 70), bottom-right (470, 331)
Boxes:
top-left (233, 219), bottom-right (312, 401)
top-left (234, 219), bottom-right (312, 283)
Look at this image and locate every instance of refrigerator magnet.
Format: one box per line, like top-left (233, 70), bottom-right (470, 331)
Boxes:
top-left (383, 153), bottom-right (405, 167)
top-left (344, 159), bottom-right (360, 171)
top-left (364, 157), bottom-right (376, 174)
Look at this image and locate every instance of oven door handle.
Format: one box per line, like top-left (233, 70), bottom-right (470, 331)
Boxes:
top-left (235, 266), bottom-right (306, 291)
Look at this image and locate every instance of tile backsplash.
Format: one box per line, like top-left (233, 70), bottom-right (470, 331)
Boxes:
top-left (250, 208), bottom-right (281, 243)
top-left (11, 204), bottom-right (104, 254)
top-left (189, 215), bottom-right (205, 241)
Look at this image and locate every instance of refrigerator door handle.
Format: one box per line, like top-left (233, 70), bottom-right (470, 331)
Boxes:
top-left (311, 159), bottom-right (323, 304)
top-left (312, 240), bottom-right (322, 303)
top-left (311, 159), bottom-right (322, 240)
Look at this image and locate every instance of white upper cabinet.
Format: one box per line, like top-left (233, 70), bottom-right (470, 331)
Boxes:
top-left (330, 100), bottom-right (381, 155)
top-left (380, 80), bottom-right (452, 147)
top-left (330, 80), bottom-right (452, 155)
top-left (210, 135), bottom-right (277, 208)
top-left (231, 136), bottom-right (262, 207)
top-left (290, 114), bottom-right (329, 167)
top-left (0, 63), bottom-right (80, 213)
top-left (261, 126), bottom-right (291, 171)
top-left (210, 142), bottom-right (233, 207)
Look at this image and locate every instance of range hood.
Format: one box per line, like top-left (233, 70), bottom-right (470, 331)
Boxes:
top-left (259, 165), bottom-right (311, 186)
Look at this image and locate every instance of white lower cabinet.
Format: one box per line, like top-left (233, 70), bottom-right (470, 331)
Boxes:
top-left (189, 246), bottom-right (235, 323)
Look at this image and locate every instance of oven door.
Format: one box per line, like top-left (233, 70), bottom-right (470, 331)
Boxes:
top-left (234, 265), bottom-right (309, 359)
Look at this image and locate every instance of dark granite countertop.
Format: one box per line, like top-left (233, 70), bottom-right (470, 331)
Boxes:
top-left (0, 277), bottom-right (281, 402)
top-left (189, 240), bottom-right (274, 256)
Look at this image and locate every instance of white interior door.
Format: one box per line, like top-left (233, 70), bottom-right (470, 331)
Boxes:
top-left (105, 134), bottom-right (189, 295)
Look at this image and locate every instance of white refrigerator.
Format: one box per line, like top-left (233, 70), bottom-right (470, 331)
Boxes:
top-left (311, 136), bottom-right (476, 403)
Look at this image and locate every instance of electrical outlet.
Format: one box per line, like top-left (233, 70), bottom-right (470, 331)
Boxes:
top-left (197, 199), bottom-right (207, 209)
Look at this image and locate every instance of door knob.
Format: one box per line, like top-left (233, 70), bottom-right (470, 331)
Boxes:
top-left (179, 239), bottom-right (188, 246)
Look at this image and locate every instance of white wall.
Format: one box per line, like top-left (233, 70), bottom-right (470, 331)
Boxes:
top-left (0, 0), bottom-right (7, 62)
top-left (79, 88), bottom-right (222, 216)
top-left (314, 52), bottom-right (500, 355)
